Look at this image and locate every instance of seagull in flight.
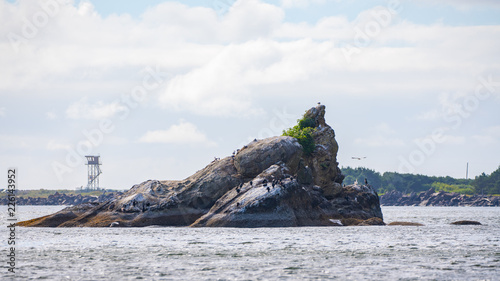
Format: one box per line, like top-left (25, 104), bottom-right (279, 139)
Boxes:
top-left (352, 156), bottom-right (367, 160)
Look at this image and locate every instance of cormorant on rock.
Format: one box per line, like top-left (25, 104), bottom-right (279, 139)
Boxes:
top-left (250, 181), bottom-right (253, 186)
top-left (239, 183), bottom-right (243, 188)
top-left (317, 102), bottom-right (321, 105)
top-left (272, 182), bottom-right (275, 188)
top-left (253, 138), bottom-right (257, 142)
top-left (263, 179), bottom-right (268, 184)
top-left (236, 202), bottom-right (240, 207)
top-left (236, 188), bottom-right (240, 193)
top-left (267, 186), bottom-right (270, 192)
top-left (364, 178), bottom-right (368, 185)
top-left (133, 200), bottom-right (137, 207)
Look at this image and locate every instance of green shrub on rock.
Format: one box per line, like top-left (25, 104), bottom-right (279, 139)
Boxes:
top-left (282, 115), bottom-right (316, 155)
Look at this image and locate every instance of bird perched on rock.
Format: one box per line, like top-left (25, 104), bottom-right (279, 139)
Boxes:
top-left (250, 181), bottom-right (253, 186)
top-left (364, 178), bottom-right (368, 185)
top-left (267, 186), bottom-right (270, 192)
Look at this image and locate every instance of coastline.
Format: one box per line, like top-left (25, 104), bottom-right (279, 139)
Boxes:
top-left (380, 189), bottom-right (499, 207)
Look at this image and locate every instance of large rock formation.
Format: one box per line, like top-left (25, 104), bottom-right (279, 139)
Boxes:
top-left (19, 105), bottom-right (383, 227)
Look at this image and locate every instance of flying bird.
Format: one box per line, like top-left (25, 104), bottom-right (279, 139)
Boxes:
top-left (352, 157), bottom-right (367, 160)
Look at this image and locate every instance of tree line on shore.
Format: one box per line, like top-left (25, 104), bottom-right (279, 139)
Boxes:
top-left (342, 165), bottom-right (500, 195)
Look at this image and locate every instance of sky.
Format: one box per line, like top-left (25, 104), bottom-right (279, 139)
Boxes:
top-left (1, 0), bottom-right (499, 190)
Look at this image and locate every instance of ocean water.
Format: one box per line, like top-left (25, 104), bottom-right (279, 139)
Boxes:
top-left (1, 206), bottom-right (499, 280)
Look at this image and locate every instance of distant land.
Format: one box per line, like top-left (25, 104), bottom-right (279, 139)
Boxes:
top-left (341, 166), bottom-right (500, 196)
top-left (2, 166), bottom-right (499, 206)
top-left (2, 158), bottom-right (499, 206)
top-left (0, 189), bottom-right (123, 206)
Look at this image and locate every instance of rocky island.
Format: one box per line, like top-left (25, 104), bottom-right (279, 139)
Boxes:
top-left (19, 105), bottom-right (384, 227)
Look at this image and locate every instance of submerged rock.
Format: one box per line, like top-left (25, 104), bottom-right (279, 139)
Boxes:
top-left (18, 105), bottom-right (383, 228)
top-left (451, 220), bottom-right (482, 225)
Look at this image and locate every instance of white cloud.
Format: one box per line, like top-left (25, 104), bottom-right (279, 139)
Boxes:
top-left (281, 0), bottom-right (327, 8)
top-left (472, 126), bottom-right (500, 145)
top-left (2, 0), bottom-right (500, 188)
top-left (485, 126), bottom-right (500, 137)
top-left (355, 136), bottom-right (405, 147)
top-left (472, 135), bottom-right (496, 145)
top-left (46, 140), bottom-right (71, 151)
top-left (0, 135), bottom-right (43, 150)
top-left (102, 136), bottom-right (129, 146)
top-left (138, 120), bottom-right (216, 146)
top-left (46, 111), bottom-right (57, 120)
top-left (159, 38), bottom-right (340, 116)
top-left (420, 0), bottom-right (500, 10)
top-left (441, 134), bottom-right (466, 145)
top-left (354, 123), bottom-right (405, 147)
top-left (414, 109), bottom-right (441, 121)
top-left (66, 98), bottom-right (126, 120)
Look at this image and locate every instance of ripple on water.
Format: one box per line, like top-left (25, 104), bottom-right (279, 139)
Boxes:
top-left (1, 206), bottom-right (499, 280)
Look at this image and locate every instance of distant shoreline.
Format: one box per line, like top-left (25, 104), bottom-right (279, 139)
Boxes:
top-left (1, 189), bottom-right (498, 207)
top-left (0, 190), bottom-right (123, 206)
top-left (380, 189), bottom-right (499, 207)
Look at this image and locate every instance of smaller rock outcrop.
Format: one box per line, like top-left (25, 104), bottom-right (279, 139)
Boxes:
top-left (451, 220), bottom-right (482, 225)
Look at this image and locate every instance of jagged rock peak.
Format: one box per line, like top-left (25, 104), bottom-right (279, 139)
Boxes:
top-left (304, 104), bottom-right (326, 127)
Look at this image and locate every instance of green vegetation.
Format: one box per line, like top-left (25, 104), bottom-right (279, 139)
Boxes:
top-left (472, 166), bottom-right (500, 195)
top-left (282, 115), bottom-right (316, 155)
top-left (341, 166), bottom-right (500, 195)
top-left (431, 182), bottom-right (475, 195)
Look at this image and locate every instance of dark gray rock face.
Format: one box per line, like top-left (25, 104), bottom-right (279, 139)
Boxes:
top-left (19, 105), bottom-right (383, 228)
top-left (234, 136), bottom-right (302, 178)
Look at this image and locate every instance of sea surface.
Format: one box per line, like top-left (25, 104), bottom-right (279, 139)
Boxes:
top-left (1, 206), bottom-right (499, 280)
